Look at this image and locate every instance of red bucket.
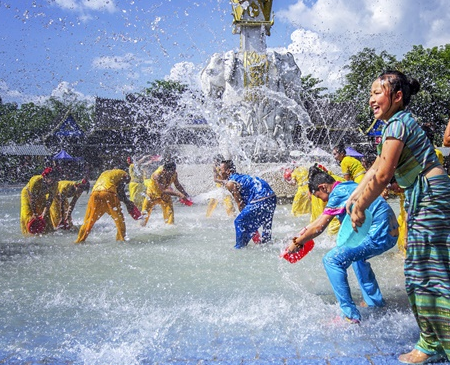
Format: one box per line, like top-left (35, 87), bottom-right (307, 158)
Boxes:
top-left (252, 231), bottom-right (261, 243)
top-left (127, 204), bottom-right (142, 220)
top-left (282, 240), bottom-right (315, 264)
top-left (27, 216), bottom-right (46, 234)
top-left (179, 197), bottom-right (193, 206)
top-left (283, 168), bottom-right (292, 181)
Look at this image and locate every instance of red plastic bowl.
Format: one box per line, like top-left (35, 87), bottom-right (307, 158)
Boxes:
top-left (127, 204), bottom-right (142, 220)
top-left (283, 168), bottom-right (292, 181)
top-left (252, 231), bottom-right (261, 243)
top-left (179, 198), bottom-right (193, 206)
top-left (27, 216), bottom-right (46, 234)
top-left (282, 240), bottom-right (315, 264)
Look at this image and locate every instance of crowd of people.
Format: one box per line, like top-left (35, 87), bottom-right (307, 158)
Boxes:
top-left (18, 70), bottom-right (450, 364)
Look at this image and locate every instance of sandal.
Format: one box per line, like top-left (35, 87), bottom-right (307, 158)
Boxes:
top-left (398, 349), bottom-right (447, 364)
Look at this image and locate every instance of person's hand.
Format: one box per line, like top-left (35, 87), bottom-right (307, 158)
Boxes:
top-left (287, 236), bottom-right (304, 253)
top-left (345, 197), bottom-right (356, 215)
top-left (350, 204), bottom-right (366, 231)
top-left (287, 238), bottom-right (298, 253)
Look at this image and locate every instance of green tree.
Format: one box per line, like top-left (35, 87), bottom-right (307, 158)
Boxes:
top-left (300, 74), bottom-right (328, 99)
top-left (143, 80), bottom-right (187, 106)
top-left (333, 48), bottom-right (398, 130)
top-left (0, 102), bottom-right (53, 145)
top-left (45, 96), bottom-right (94, 131)
top-left (399, 45), bottom-right (450, 145)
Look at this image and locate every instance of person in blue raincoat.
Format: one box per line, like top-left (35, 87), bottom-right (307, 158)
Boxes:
top-left (220, 160), bottom-right (277, 249)
top-left (287, 164), bottom-right (398, 323)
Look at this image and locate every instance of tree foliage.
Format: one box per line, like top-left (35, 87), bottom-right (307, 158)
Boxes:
top-left (300, 74), bottom-right (328, 99)
top-left (143, 80), bottom-right (187, 106)
top-left (0, 102), bottom-right (53, 145)
top-left (333, 45), bottom-right (450, 140)
top-left (400, 45), bottom-right (450, 144)
top-left (333, 48), bottom-right (398, 130)
top-left (0, 93), bottom-right (94, 146)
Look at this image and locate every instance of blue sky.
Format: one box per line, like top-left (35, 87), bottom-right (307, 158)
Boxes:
top-left (1, 0), bottom-right (449, 105)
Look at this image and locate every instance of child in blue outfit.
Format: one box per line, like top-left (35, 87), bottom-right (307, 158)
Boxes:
top-left (220, 160), bottom-right (277, 249)
top-left (287, 165), bottom-right (398, 323)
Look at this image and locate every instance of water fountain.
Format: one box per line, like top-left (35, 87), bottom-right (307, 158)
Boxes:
top-left (199, 0), bottom-right (312, 163)
top-left (0, 1), bottom-right (422, 364)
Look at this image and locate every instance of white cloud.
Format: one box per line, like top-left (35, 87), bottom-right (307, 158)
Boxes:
top-left (92, 53), bottom-right (136, 70)
top-left (81, 0), bottom-right (116, 13)
top-left (50, 81), bottom-right (94, 103)
top-left (275, 0), bottom-right (450, 90)
top-left (0, 80), bottom-right (92, 105)
top-left (53, 0), bottom-right (117, 19)
top-left (54, 0), bottom-right (81, 11)
top-left (168, 62), bottom-right (202, 90)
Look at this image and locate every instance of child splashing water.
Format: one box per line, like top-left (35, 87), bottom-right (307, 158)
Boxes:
top-left (287, 165), bottom-right (398, 323)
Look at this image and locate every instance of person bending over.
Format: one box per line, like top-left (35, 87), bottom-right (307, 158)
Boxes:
top-left (287, 165), bottom-right (398, 323)
top-left (220, 160), bottom-right (277, 249)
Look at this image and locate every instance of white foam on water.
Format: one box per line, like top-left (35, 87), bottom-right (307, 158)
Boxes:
top-left (0, 188), bottom-right (419, 363)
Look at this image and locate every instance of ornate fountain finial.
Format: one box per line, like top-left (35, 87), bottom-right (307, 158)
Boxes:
top-left (231, 0), bottom-right (274, 92)
top-left (231, 0), bottom-right (274, 36)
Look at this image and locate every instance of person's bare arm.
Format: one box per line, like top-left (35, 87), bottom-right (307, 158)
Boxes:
top-left (351, 137), bottom-right (402, 228)
top-left (117, 175), bottom-right (132, 206)
top-left (346, 157), bottom-right (380, 214)
top-left (287, 214), bottom-right (333, 252)
top-left (443, 119), bottom-right (450, 147)
top-left (225, 180), bottom-right (244, 211)
top-left (173, 173), bottom-right (189, 198)
top-left (65, 191), bottom-right (81, 221)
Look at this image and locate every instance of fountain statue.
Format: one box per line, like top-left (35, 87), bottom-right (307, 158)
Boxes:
top-left (200, 0), bottom-right (312, 162)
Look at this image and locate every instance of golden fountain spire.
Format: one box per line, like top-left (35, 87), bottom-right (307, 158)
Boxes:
top-left (231, 0), bottom-right (274, 92)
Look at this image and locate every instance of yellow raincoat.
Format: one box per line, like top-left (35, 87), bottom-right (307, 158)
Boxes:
top-left (20, 175), bottom-right (58, 235)
top-left (76, 170), bottom-right (128, 243)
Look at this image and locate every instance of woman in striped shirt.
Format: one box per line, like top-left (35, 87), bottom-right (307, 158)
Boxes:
top-left (347, 71), bottom-right (450, 364)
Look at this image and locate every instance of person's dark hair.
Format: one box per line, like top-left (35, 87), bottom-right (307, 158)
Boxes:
top-left (221, 159), bottom-right (236, 174)
top-left (308, 164), bottom-right (335, 193)
top-left (378, 70), bottom-right (420, 107)
top-left (362, 153), bottom-right (377, 168)
top-left (163, 160), bottom-right (176, 171)
top-left (213, 154), bottom-right (224, 164)
top-left (333, 143), bottom-right (346, 155)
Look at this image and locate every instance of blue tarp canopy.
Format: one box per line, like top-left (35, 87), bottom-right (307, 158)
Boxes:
top-left (53, 150), bottom-right (74, 160)
top-left (346, 147), bottom-right (363, 158)
top-left (54, 115), bottom-right (84, 137)
top-left (366, 119), bottom-right (384, 136)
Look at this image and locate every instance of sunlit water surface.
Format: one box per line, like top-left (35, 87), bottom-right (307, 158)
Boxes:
top-left (0, 187), bottom-right (419, 364)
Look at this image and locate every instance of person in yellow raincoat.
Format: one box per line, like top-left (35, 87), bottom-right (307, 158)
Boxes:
top-left (75, 169), bottom-right (133, 243)
top-left (127, 156), bottom-right (147, 210)
top-left (283, 166), bottom-right (311, 216)
top-left (206, 154), bottom-right (235, 218)
top-left (50, 179), bottom-right (90, 230)
top-left (332, 144), bottom-right (366, 184)
top-left (310, 164), bottom-right (344, 235)
top-left (20, 167), bottom-right (59, 236)
top-left (389, 180), bottom-right (407, 256)
top-left (141, 160), bottom-right (190, 226)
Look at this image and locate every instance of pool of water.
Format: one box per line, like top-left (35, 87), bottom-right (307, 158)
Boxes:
top-left (0, 186), bottom-right (419, 364)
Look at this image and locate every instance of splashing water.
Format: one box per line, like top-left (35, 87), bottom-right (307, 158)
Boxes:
top-left (0, 185), bottom-right (419, 364)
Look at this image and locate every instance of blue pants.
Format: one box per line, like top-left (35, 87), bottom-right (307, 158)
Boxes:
top-left (234, 196), bottom-right (277, 249)
top-left (323, 232), bottom-right (397, 320)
